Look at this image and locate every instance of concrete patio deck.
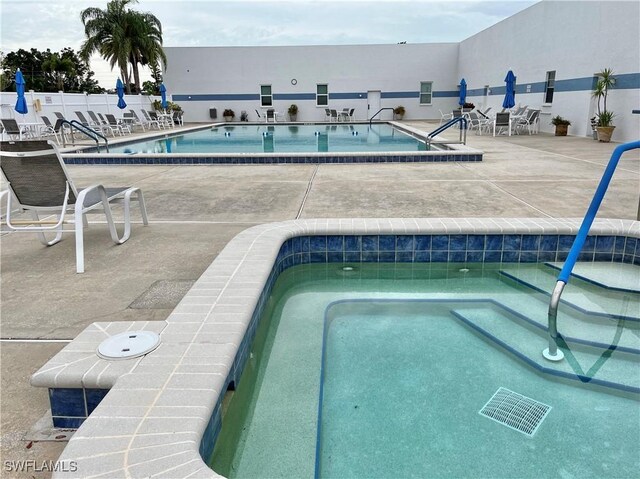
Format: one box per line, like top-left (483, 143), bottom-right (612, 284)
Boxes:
top-left (1, 122), bottom-right (638, 478)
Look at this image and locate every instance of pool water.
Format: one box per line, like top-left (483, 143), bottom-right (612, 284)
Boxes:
top-left (110, 123), bottom-right (436, 154)
top-left (209, 263), bottom-right (639, 478)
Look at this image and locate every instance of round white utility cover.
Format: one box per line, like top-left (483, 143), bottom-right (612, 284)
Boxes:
top-left (97, 331), bottom-right (160, 360)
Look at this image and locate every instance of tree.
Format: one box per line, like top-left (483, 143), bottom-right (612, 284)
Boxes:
top-left (142, 61), bottom-right (162, 95)
top-left (80, 0), bottom-right (166, 94)
top-left (42, 53), bottom-right (76, 91)
top-left (1, 48), bottom-right (103, 93)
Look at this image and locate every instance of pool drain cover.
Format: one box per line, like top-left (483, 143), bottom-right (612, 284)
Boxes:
top-left (479, 387), bottom-right (551, 437)
top-left (97, 331), bottom-right (161, 360)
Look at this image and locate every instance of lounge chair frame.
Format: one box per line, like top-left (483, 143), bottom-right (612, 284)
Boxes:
top-left (0, 140), bottom-right (148, 273)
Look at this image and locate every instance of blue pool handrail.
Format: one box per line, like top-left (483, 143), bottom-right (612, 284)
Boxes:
top-left (543, 140), bottom-right (640, 362)
top-left (426, 116), bottom-right (468, 146)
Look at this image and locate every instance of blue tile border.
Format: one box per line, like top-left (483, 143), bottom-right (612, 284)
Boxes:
top-left (64, 152), bottom-right (482, 165)
top-left (48, 388), bottom-right (109, 428)
top-left (199, 231), bottom-right (639, 462)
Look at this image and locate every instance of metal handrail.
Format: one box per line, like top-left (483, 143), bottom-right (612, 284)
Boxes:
top-left (62, 120), bottom-right (109, 153)
top-left (368, 108), bottom-right (394, 125)
top-left (543, 140), bottom-right (640, 362)
top-left (426, 116), bottom-right (468, 146)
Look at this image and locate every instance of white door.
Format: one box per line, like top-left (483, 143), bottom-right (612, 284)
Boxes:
top-left (367, 90), bottom-right (381, 119)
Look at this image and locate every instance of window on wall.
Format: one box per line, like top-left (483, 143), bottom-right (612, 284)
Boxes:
top-left (419, 82), bottom-right (433, 105)
top-left (316, 84), bottom-right (328, 106)
top-left (544, 71), bottom-right (556, 104)
top-left (260, 85), bottom-right (272, 107)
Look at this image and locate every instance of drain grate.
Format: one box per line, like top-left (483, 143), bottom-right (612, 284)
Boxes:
top-left (479, 387), bottom-right (551, 437)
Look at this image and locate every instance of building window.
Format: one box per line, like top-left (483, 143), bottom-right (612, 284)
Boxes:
top-left (260, 85), bottom-right (272, 107)
top-left (544, 71), bottom-right (556, 104)
top-left (419, 82), bottom-right (433, 105)
top-left (316, 84), bottom-right (328, 106)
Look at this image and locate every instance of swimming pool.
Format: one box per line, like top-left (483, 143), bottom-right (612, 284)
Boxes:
top-left (209, 262), bottom-right (639, 478)
top-left (108, 123), bottom-right (440, 154)
top-left (47, 218), bottom-right (639, 478)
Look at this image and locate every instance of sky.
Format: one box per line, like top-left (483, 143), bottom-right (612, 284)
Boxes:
top-left (0, 0), bottom-right (538, 88)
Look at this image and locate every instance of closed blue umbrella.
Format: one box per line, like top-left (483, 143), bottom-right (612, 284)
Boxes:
top-left (116, 78), bottom-right (127, 109)
top-left (458, 78), bottom-right (467, 107)
top-left (160, 83), bottom-right (168, 110)
top-left (14, 69), bottom-right (28, 115)
top-left (502, 70), bottom-right (516, 109)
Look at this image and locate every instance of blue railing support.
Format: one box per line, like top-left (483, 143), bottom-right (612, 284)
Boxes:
top-left (62, 120), bottom-right (109, 153)
top-left (427, 117), bottom-right (468, 146)
top-left (543, 140), bottom-right (640, 362)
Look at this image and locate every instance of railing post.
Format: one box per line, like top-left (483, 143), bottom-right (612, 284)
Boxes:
top-left (542, 140), bottom-right (640, 362)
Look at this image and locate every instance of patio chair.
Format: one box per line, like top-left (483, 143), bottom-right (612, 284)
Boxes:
top-left (439, 109), bottom-right (453, 125)
top-left (466, 111), bottom-right (490, 135)
top-left (139, 110), bottom-right (162, 130)
top-left (266, 109), bottom-right (277, 123)
top-left (86, 111), bottom-right (116, 136)
top-left (324, 108), bottom-right (332, 122)
top-left (329, 109), bottom-right (338, 122)
top-left (172, 111), bottom-right (184, 126)
top-left (0, 140), bottom-right (148, 273)
top-left (147, 110), bottom-right (170, 129)
top-left (129, 110), bottom-right (147, 132)
top-left (53, 112), bottom-right (65, 120)
top-left (105, 114), bottom-right (131, 135)
top-left (1, 119), bottom-right (23, 140)
top-left (40, 116), bottom-right (66, 144)
top-left (515, 109), bottom-right (540, 135)
top-left (338, 108), bottom-right (351, 122)
top-left (492, 112), bottom-right (512, 136)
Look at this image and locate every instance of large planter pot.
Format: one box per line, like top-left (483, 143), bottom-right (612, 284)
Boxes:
top-left (596, 126), bottom-right (615, 142)
top-left (554, 124), bottom-right (569, 136)
top-left (289, 114), bottom-right (297, 122)
top-left (224, 116), bottom-right (233, 122)
top-left (393, 114), bottom-right (404, 120)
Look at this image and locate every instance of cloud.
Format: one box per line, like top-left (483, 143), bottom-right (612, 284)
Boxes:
top-left (0, 0), bottom-right (537, 86)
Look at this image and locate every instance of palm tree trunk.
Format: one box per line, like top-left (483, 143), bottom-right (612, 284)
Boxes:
top-left (131, 61), bottom-right (141, 94)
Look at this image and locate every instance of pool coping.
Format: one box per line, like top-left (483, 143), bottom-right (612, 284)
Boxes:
top-left (50, 217), bottom-right (639, 478)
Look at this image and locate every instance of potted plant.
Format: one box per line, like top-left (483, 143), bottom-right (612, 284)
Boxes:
top-left (287, 104), bottom-right (298, 121)
top-left (592, 68), bottom-right (616, 142)
top-left (462, 102), bottom-right (475, 112)
top-left (393, 106), bottom-right (405, 120)
top-left (223, 109), bottom-right (235, 121)
top-left (550, 115), bottom-right (571, 136)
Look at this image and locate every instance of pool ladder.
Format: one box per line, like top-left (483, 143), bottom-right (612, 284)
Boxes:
top-left (543, 140), bottom-right (640, 361)
top-left (426, 117), bottom-right (468, 146)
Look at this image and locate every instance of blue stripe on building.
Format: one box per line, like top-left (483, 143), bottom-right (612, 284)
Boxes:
top-left (273, 93), bottom-right (316, 100)
top-left (174, 73), bottom-right (639, 102)
top-left (433, 90), bottom-right (460, 98)
top-left (381, 91), bottom-right (419, 99)
top-left (173, 94), bottom-right (260, 101)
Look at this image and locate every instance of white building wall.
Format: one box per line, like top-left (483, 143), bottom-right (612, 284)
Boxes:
top-left (164, 43), bottom-right (461, 123)
top-left (458, 1), bottom-right (640, 142)
top-left (163, 1), bottom-right (638, 142)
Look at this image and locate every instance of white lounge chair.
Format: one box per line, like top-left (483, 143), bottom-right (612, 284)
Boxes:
top-left (0, 140), bottom-right (148, 273)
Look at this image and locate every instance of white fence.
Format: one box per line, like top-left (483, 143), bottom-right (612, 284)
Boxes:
top-left (0, 90), bottom-right (160, 123)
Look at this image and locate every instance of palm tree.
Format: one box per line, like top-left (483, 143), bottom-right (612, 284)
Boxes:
top-left (42, 53), bottom-right (76, 91)
top-left (127, 11), bottom-right (167, 94)
top-left (79, 0), bottom-right (165, 94)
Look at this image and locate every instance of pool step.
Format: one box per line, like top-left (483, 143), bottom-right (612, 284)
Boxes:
top-left (451, 303), bottom-right (640, 394)
top-left (498, 264), bottom-right (640, 322)
top-left (545, 262), bottom-right (640, 294)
